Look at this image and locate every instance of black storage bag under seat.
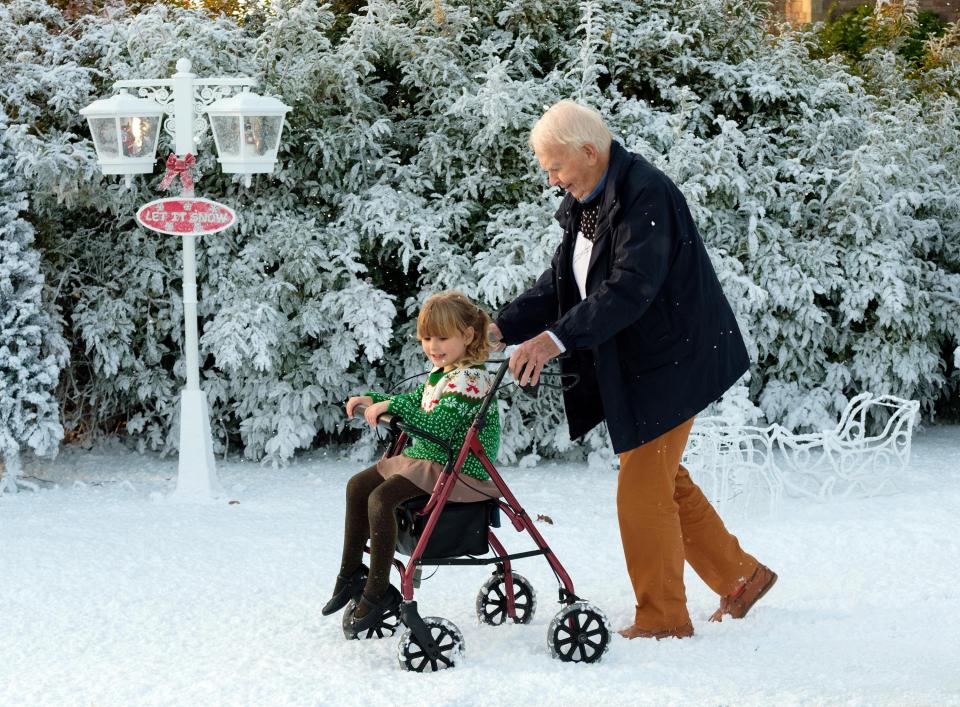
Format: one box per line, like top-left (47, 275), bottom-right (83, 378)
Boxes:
top-left (396, 496), bottom-right (501, 559)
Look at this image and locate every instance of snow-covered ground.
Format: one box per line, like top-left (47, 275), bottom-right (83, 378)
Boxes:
top-left (3, 425), bottom-right (960, 706)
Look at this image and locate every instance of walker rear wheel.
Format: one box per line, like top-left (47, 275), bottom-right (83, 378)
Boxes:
top-left (547, 602), bottom-right (611, 663)
top-left (341, 598), bottom-right (400, 640)
top-left (476, 571), bottom-right (536, 625)
top-left (397, 617), bottom-right (464, 672)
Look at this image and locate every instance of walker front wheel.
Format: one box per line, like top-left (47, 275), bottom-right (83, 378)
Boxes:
top-left (397, 617), bottom-right (464, 672)
top-left (476, 571), bottom-right (537, 625)
top-left (547, 602), bottom-right (611, 663)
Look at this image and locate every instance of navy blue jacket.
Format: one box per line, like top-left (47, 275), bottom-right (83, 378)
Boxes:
top-left (496, 141), bottom-right (750, 453)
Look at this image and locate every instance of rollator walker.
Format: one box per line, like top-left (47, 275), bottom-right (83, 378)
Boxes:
top-left (346, 359), bottom-right (611, 672)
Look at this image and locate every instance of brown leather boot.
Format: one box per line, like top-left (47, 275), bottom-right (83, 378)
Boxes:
top-left (618, 622), bottom-right (694, 640)
top-left (709, 563), bottom-right (777, 622)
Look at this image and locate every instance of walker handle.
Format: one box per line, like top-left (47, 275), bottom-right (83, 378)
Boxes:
top-left (352, 404), bottom-right (397, 433)
top-left (352, 404), bottom-right (452, 455)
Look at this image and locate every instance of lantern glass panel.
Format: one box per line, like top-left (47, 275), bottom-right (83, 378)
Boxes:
top-left (118, 115), bottom-right (160, 158)
top-left (211, 115), bottom-right (241, 159)
top-left (243, 115), bottom-right (282, 157)
top-left (89, 117), bottom-right (120, 158)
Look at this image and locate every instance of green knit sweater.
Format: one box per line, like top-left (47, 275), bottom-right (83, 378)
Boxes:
top-left (367, 366), bottom-right (501, 480)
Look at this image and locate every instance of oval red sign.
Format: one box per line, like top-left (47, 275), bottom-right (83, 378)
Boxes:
top-left (136, 197), bottom-right (237, 235)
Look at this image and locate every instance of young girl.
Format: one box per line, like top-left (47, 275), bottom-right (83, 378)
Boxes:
top-left (322, 291), bottom-right (501, 635)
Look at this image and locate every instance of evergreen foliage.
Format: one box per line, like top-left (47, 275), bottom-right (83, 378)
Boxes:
top-left (1, 0), bottom-right (958, 466)
top-left (0, 108), bottom-right (68, 492)
top-left (810, 0), bottom-right (960, 96)
top-left (815, 5), bottom-right (946, 65)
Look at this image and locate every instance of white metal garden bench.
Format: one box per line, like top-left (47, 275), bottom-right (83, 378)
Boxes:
top-left (684, 393), bottom-right (920, 515)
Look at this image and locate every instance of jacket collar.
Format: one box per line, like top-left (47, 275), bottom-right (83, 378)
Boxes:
top-left (553, 140), bottom-right (628, 228)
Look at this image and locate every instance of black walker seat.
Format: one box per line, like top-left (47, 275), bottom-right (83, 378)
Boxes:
top-left (396, 496), bottom-right (500, 559)
top-left (348, 359), bottom-right (611, 672)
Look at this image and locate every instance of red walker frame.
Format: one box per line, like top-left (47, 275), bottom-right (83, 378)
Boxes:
top-left (354, 359), bottom-right (610, 669)
top-left (371, 359), bottom-right (579, 620)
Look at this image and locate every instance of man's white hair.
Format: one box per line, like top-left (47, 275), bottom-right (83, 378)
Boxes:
top-left (529, 100), bottom-right (612, 154)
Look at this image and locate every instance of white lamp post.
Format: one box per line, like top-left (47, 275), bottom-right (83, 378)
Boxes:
top-left (80, 58), bottom-right (290, 500)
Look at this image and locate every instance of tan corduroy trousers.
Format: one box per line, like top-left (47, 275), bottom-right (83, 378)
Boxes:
top-left (617, 417), bottom-right (759, 631)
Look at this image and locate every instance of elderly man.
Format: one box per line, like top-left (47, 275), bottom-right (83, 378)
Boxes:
top-left (489, 100), bottom-right (777, 639)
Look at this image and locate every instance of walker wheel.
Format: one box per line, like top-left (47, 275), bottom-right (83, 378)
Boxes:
top-left (341, 598), bottom-right (400, 640)
top-left (547, 602), bottom-right (611, 663)
top-left (397, 617), bottom-right (464, 672)
top-left (476, 571), bottom-right (537, 625)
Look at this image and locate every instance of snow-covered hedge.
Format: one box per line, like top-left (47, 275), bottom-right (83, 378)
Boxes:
top-left (1, 107), bottom-right (68, 490)
top-left (2, 0), bottom-right (958, 465)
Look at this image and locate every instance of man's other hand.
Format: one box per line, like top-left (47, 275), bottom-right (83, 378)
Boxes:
top-left (487, 323), bottom-right (506, 352)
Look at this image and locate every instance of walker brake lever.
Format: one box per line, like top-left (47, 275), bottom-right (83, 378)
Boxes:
top-left (515, 363), bottom-right (541, 398)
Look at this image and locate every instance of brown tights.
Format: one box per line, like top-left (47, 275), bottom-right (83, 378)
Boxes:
top-left (339, 465), bottom-right (422, 610)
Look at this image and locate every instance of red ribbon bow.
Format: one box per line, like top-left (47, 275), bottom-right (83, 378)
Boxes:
top-left (159, 153), bottom-right (196, 194)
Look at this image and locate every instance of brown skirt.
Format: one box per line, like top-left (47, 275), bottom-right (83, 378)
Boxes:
top-left (376, 454), bottom-right (501, 503)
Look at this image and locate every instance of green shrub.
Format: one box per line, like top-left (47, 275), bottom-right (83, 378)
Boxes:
top-left (816, 4), bottom-right (947, 66)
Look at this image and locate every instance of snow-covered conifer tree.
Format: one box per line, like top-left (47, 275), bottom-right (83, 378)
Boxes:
top-left (0, 108), bottom-right (67, 493)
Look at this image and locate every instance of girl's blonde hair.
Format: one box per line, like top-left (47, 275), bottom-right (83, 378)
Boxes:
top-left (416, 291), bottom-right (493, 367)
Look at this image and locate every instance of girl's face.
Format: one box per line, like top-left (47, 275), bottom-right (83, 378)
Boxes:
top-left (420, 328), bottom-right (474, 371)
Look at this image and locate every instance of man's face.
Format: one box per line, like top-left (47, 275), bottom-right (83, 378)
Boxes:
top-left (534, 141), bottom-right (604, 201)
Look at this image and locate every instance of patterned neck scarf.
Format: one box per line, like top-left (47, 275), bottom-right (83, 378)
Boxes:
top-left (578, 200), bottom-right (602, 243)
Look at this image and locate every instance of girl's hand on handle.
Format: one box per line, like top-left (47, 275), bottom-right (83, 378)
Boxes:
top-left (345, 395), bottom-right (373, 418)
top-left (363, 400), bottom-right (390, 428)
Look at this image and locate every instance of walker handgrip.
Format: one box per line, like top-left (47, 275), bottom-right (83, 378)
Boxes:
top-left (352, 404), bottom-right (397, 431)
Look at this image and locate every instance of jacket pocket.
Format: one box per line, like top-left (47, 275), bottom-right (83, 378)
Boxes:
top-left (637, 301), bottom-right (671, 344)
top-left (617, 305), bottom-right (691, 372)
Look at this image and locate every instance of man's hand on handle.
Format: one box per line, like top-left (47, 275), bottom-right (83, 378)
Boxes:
top-left (487, 323), bottom-right (506, 352)
top-left (508, 331), bottom-right (561, 387)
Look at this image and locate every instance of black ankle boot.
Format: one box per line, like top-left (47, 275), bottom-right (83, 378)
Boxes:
top-left (345, 585), bottom-right (402, 635)
top-left (321, 564), bottom-right (368, 616)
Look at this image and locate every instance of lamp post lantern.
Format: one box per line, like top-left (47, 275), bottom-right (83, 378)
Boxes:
top-left (79, 91), bottom-right (164, 179)
top-left (80, 58), bottom-right (290, 500)
top-left (206, 90), bottom-right (291, 186)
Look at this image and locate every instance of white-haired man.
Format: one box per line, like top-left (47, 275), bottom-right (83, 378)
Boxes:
top-left (490, 100), bottom-right (777, 639)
